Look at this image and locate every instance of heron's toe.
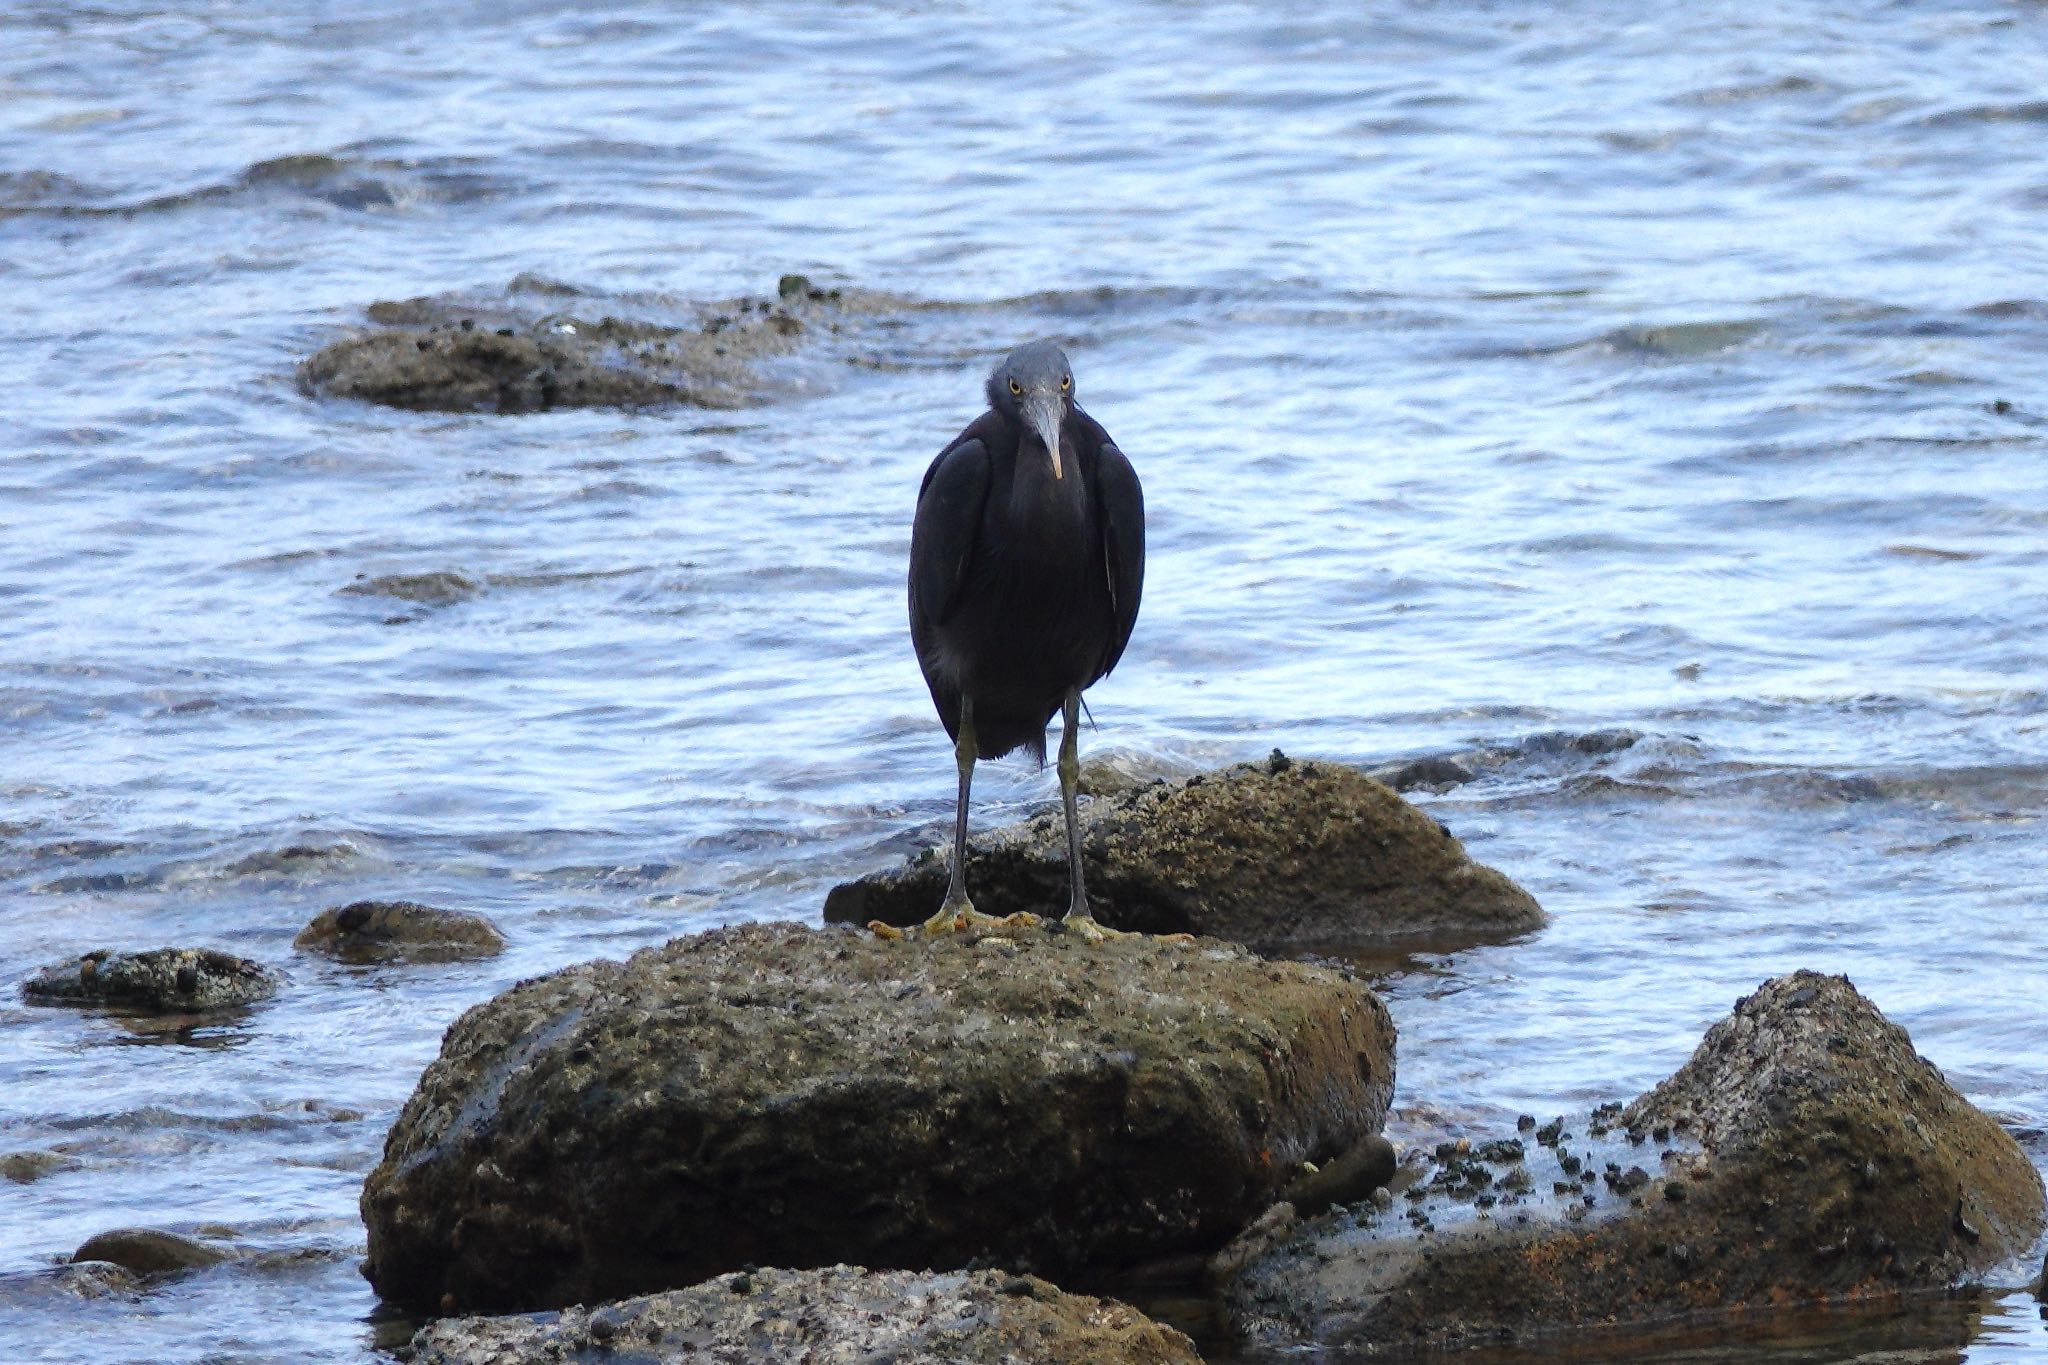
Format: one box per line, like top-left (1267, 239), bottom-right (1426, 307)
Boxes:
top-left (1059, 913), bottom-right (1131, 944)
top-left (867, 920), bottom-right (907, 941)
top-left (916, 899), bottom-right (986, 939)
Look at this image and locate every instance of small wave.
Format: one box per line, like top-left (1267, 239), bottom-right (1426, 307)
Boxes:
top-left (1675, 73), bottom-right (1832, 107)
top-left (1, 151), bottom-right (513, 219)
top-left (1921, 100), bottom-right (2048, 128)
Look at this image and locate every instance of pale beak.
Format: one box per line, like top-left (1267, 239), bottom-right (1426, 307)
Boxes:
top-left (1027, 397), bottom-right (1064, 479)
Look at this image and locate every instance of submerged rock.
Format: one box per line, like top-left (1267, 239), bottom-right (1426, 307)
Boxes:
top-left (336, 571), bottom-right (481, 606)
top-left (0, 1150), bottom-right (81, 1183)
top-left (298, 282), bottom-right (834, 413)
top-left (70, 1228), bottom-right (232, 1277)
top-left (362, 919), bottom-right (1393, 1313)
top-left (0, 1261), bottom-right (142, 1304)
top-left (21, 948), bottom-right (280, 1012)
top-left (294, 900), bottom-right (506, 964)
top-left (410, 1265), bottom-right (1202, 1365)
top-left (825, 754), bottom-right (1542, 949)
top-left (1220, 971), bottom-right (2047, 1354)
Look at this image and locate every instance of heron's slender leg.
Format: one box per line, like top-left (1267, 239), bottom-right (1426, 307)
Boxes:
top-left (1058, 689), bottom-right (1128, 943)
top-left (913, 699), bottom-right (1015, 938)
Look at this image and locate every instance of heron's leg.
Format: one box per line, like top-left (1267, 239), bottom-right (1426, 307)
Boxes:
top-left (1058, 689), bottom-right (1128, 943)
top-left (914, 700), bottom-right (1014, 937)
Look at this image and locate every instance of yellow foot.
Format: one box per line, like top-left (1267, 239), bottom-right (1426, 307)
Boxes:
top-left (914, 902), bottom-right (1013, 939)
top-left (867, 920), bottom-right (906, 941)
top-left (1059, 913), bottom-right (1132, 943)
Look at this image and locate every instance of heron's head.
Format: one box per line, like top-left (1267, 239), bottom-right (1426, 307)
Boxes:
top-left (987, 339), bottom-right (1074, 479)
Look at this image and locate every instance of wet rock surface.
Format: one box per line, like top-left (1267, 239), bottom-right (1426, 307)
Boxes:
top-left (1220, 971), bottom-right (2047, 1354)
top-left (825, 754), bottom-right (1543, 949)
top-left (336, 570), bottom-right (481, 606)
top-left (410, 1265), bottom-right (1202, 1365)
top-left (0, 1149), bottom-right (81, 1183)
top-left (294, 900), bottom-right (506, 964)
top-left (362, 919), bottom-right (1393, 1313)
top-left (298, 276), bottom-right (847, 413)
top-left (71, 1228), bottom-right (232, 1277)
top-left (21, 947), bottom-right (280, 1012)
top-left (0, 1261), bottom-right (143, 1304)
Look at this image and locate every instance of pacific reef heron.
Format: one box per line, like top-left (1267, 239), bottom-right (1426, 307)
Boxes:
top-left (901, 339), bottom-right (1144, 942)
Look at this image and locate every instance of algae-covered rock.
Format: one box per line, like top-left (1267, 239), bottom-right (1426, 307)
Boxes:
top-left (410, 1265), bottom-right (1202, 1365)
top-left (298, 282), bottom-right (839, 413)
top-left (70, 1228), bottom-right (232, 1277)
top-left (362, 919), bottom-right (1393, 1313)
top-left (294, 900), bottom-right (506, 964)
top-left (1220, 971), bottom-right (2047, 1354)
top-left (826, 754), bottom-right (1542, 949)
top-left (22, 948), bottom-right (279, 1012)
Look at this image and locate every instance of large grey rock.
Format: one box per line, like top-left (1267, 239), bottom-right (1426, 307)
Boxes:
top-left (362, 919), bottom-right (1393, 1313)
top-left (826, 754), bottom-right (1543, 949)
top-left (21, 947), bottom-right (279, 1012)
top-left (1221, 971), bottom-right (2047, 1354)
top-left (410, 1265), bottom-right (1202, 1365)
top-left (294, 900), bottom-right (506, 964)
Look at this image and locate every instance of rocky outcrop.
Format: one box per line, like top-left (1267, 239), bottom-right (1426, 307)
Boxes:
top-left (826, 754), bottom-right (1543, 949)
top-left (21, 948), bottom-right (279, 1012)
top-left (297, 276), bottom-right (843, 413)
top-left (362, 919), bottom-right (1393, 1313)
top-left (294, 900), bottom-right (506, 963)
top-left (1220, 971), bottom-right (2047, 1354)
top-left (409, 1265), bottom-right (1202, 1365)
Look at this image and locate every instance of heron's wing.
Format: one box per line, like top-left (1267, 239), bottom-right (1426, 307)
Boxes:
top-left (1093, 440), bottom-right (1146, 679)
top-left (910, 436), bottom-right (991, 628)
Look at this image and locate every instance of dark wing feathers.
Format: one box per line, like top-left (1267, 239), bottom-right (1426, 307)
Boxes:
top-left (909, 436), bottom-right (991, 629)
top-left (1091, 439), bottom-right (1145, 680)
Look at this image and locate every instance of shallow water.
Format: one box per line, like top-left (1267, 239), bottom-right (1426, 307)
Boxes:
top-left (3, 0), bottom-right (2046, 1359)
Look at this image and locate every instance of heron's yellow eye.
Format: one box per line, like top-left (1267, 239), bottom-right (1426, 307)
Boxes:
top-left (1009, 379), bottom-right (1023, 395)
top-left (1060, 374), bottom-right (1070, 391)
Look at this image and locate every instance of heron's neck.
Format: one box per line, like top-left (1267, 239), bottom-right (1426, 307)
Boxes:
top-left (1007, 433), bottom-right (1086, 523)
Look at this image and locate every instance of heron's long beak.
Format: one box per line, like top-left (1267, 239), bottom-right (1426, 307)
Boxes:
top-left (1027, 397), bottom-right (1064, 479)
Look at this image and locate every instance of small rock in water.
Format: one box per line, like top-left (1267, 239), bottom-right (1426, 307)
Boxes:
top-left (294, 900), bottom-right (506, 964)
top-left (1278, 1134), bottom-right (1399, 1217)
top-left (22, 948), bottom-right (279, 1013)
top-left (299, 280), bottom-right (834, 414)
top-left (0, 1150), bottom-right (81, 1183)
top-left (337, 571), bottom-right (481, 606)
top-left (71, 1228), bottom-right (231, 1276)
top-left (1364, 754), bottom-right (1477, 793)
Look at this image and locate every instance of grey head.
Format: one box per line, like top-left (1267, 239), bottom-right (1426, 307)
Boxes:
top-left (985, 339), bottom-right (1074, 479)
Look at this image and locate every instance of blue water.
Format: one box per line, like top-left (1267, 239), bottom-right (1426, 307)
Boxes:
top-left (3, 1), bottom-right (2045, 1359)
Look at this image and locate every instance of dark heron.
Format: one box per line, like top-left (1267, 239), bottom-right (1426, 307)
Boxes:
top-left (903, 339), bottom-right (1144, 941)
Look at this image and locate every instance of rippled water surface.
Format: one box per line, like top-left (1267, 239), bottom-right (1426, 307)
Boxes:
top-left (4, 1), bottom-right (2047, 1360)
